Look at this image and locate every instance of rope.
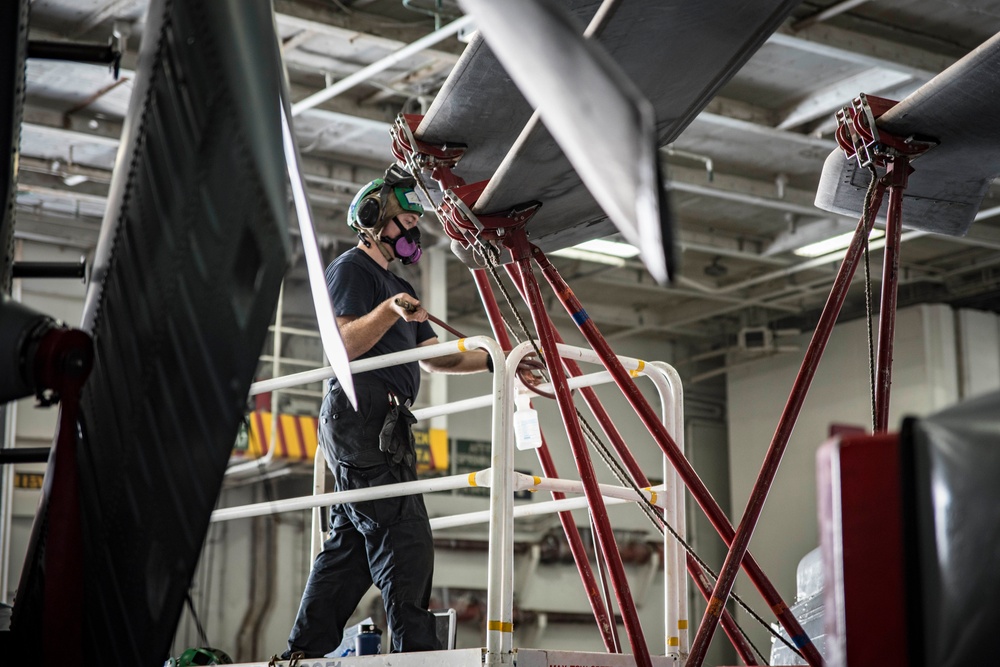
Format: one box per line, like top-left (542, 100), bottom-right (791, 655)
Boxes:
top-left (861, 165), bottom-right (880, 431)
top-left (186, 592), bottom-right (210, 648)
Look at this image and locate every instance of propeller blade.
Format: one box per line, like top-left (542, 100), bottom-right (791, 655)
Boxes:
top-left (280, 103), bottom-right (356, 409)
top-left (459, 0), bottom-right (675, 283)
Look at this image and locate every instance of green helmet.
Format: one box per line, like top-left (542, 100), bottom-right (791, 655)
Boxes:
top-left (348, 165), bottom-right (424, 233)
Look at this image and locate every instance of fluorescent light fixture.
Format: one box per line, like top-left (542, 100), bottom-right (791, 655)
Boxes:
top-left (574, 238), bottom-right (640, 258)
top-left (794, 229), bottom-right (885, 257)
top-left (549, 247), bottom-right (627, 266)
top-left (62, 174), bottom-right (88, 187)
top-left (550, 238), bottom-right (639, 266)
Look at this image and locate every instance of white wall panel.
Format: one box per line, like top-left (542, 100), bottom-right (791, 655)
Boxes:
top-left (725, 303), bottom-right (959, 654)
top-left (956, 309), bottom-right (1000, 399)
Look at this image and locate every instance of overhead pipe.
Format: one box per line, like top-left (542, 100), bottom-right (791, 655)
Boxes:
top-left (291, 16), bottom-right (474, 116)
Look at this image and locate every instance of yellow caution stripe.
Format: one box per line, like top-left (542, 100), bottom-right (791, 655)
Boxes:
top-left (457, 338), bottom-right (468, 352)
top-left (668, 637), bottom-right (680, 647)
top-left (487, 620), bottom-right (513, 633)
top-left (468, 472), bottom-right (479, 487)
top-left (644, 487), bottom-right (657, 505)
top-left (678, 620), bottom-right (689, 630)
top-left (629, 360), bottom-right (646, 377)
top-left (246, 412), bottom-right (318, 462)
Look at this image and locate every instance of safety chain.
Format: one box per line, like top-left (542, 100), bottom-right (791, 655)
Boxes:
top-left (406, 163), bottom-right (798, 662)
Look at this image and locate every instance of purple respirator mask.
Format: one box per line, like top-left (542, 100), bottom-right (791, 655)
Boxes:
top-left (382, 222), bottom-right (422, 265)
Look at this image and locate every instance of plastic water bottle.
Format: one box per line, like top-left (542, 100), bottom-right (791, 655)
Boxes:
top-left (513, 392), bottom-right (543, 450)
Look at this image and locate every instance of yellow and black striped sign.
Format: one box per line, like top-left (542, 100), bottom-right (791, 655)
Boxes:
top-left (234, 412), bottom-right (448, 472)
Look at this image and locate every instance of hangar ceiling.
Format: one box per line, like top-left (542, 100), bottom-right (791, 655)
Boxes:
top-left (13, 0), bottom-right (1000, 381)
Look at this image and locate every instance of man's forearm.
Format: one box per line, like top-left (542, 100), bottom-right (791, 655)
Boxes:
top-left (421, 349), bottom-right (490, 374)
top-left (339, 301), bottom-right (399, 360)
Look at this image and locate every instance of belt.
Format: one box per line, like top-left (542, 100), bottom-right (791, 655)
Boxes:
top-left (329, 376), bottom-right (412, 407)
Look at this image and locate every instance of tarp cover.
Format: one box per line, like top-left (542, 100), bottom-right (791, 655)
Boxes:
top-left (905, 389), bottom-right (1000, 667)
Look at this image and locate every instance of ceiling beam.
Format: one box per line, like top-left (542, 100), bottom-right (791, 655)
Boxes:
top-left (776, 68), bottom-right (916, 130)
top-left (769, 22), bottom-right (959, 80)
top-left (692, 111), bottom-right (837, 151)
top-left (287, 15), bottom-right (470, 116)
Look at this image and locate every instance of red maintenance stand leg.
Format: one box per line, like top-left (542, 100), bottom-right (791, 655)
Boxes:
top-left (510, 239), bottom-right (653, 667)
top-left (689, 90), bottom-right (931, 666)
top-left (874, 156), bottom-right (910, 433)
top-left (472, 268), bottom-right (620, 652)
top-left (532, 246), bottom-right (824, 667)
top-left (686, 201), bottom-right (884, 667)
top-left (502, 262), bottom-right (759, 665)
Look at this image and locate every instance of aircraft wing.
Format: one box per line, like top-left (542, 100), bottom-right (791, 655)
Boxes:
top-left (415, 0), bottom-right (800, 262)
top-left (815, 31), bottom-right (1000, 236)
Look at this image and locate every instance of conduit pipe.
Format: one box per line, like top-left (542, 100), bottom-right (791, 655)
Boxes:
top-left (291, 16), bottom-right (474, 116)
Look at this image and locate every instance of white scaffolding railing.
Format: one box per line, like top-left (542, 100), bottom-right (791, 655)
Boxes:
top-left (217, 337), bottom-right (687, 664)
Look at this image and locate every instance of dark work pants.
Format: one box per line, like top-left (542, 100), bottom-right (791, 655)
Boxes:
top-left (285, 377), bottom-right (439, 658)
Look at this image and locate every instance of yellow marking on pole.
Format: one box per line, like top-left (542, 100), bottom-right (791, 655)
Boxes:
top-left (533, 476), bottom-right (542, 487)
top-left (668, 637), bottom-right (680, 647)
top-left (644, 488), bottom-right (657, 505)
top-left (678, 620), bottom-right (689, 630)
top-left (487, 621), bottom-right (513, 633)
top-left (457, 338), bottom-right (467, 352)
top-left (629, 360), bottom-right (646, 377)
top-left (468, 472), bottom-right (478, 487)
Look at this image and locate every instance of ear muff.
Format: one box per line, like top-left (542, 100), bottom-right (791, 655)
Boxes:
top-left (355, 193), bottom-right (383, 230)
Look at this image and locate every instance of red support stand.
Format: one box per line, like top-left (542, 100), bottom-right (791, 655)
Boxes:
top-left (397, 114), bottom-right (810, 664)
top-left (513, 248), bottom-right (652, 667)
top-left (686, 190), bottom-right (886, 667)
top-left (471, 268), bottom-right (620, 652)
top-left (502, 263), bottom-right (760, 665)
top-left (874, 157), bottom-right (910, 433)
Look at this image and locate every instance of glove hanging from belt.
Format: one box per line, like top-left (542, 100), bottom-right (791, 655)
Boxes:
top-left (379, 392), bottom-right (417, 466)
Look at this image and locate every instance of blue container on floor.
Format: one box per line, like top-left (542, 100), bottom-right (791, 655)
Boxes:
top-left (355, 624), bottom-right (382, 656)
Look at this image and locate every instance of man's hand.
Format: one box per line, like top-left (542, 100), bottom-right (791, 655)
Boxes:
top-left (390, 294), bottom-right (429, 322)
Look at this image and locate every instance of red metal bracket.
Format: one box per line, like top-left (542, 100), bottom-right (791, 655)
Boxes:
top-left (835, 93), bottom-right (937, 168)
top-left (390, 113), bottom-right (541, 257)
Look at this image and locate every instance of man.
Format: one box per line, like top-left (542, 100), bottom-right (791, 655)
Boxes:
top-left (283, 165), bottom-right (490, 658)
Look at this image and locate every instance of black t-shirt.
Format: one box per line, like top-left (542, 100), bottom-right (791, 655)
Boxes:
top-left (327, 247), bottom-right (436, 400)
